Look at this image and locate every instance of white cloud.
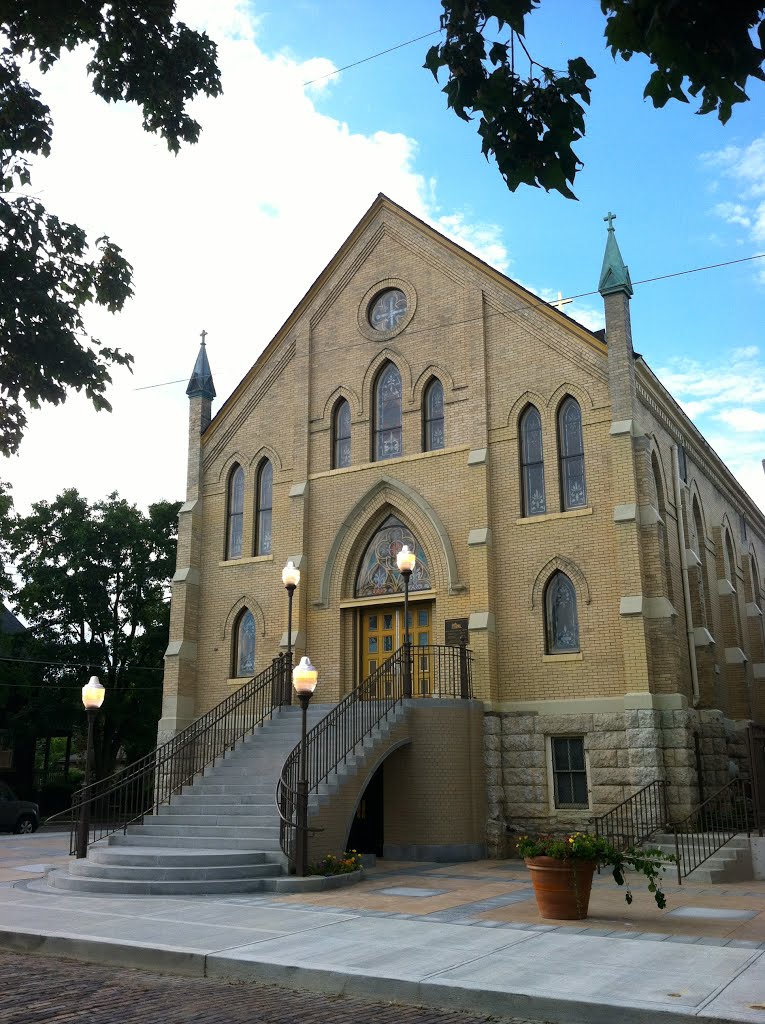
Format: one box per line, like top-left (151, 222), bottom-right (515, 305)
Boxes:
top-left (5, 1), bottom-right (516, 514)
top-left (703, 135), bottom-right (765, 256)
top-left (654, 351), bottom-right (765, 512)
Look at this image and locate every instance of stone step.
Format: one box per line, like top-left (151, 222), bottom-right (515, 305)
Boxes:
top-left (108, 833), bottom-right (283, 851)
top-left (131, 823), bottom-right (279, 840)
top-left (46, 870), bottom-right (284, 896)
top-left (69, 859), bottom-right (282, 881)
top-left (88, 845), bottom-right (271, 868)
top-left (172, 794), bottom-right (275, 807)
top-left (155, 809), bottom-right (279, 825)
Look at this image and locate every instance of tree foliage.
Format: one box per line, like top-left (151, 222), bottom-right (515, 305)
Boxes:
top-left (425, 1), bottom-right (765, 199)
top-left (0, 2), bottom-right (222, 456)
top-left (9, 490), bottom-right (181, 774)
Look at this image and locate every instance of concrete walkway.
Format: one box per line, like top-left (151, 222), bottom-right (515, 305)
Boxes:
top-left (1, 832), bottom-right (764, 1024)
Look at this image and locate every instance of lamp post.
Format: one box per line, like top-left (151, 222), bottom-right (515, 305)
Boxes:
top-left (396, 544), bottom-right (416, 698)
top-left (282, 560), bottom-right (300, 703)
top-left (76, 675), bottom-right (105, 859)
top-left (292, 656), bottom-right (318, 876)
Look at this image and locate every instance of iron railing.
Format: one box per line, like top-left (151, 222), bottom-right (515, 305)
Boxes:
top-left (51, 655), bottom-right (292, 855)
top-left (277, 643), bottom-right (473, 865)
top-left (590, 780), bottom-right (668, 852)
top-left (672, 777), bottom-right (752, 883)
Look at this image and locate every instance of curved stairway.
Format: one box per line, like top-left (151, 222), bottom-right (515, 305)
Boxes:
top-left (46, 704), bottom-right (334, 895)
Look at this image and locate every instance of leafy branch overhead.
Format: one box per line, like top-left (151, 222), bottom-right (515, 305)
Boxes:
top-left (0, 2), bottom-right (222, 456)
top-left (425, 1), bottom-right (765, 199)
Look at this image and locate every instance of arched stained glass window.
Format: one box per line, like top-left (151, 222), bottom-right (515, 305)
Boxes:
top-left (355, 515), bottom-right (431, 597)
top-left (520, 405), bottom-right (546, 516)
top-left (374, 363), bottom-right (403, 461)
top-left (255, 459), bottom-right (273, 556)
top-left (423, 379), bottom-right (444, 452)
top-left (545, 571), bottom-right (579, 654)
top-left (226, 464), bottom-right (244, 559)
top-left (333, 399), bottom-right (351, 469)
top-left (234, 609), bottom-right (256, 677)
top-left (558, 397), bottom-right (586, 510)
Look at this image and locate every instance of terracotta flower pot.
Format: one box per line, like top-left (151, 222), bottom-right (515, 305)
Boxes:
top-left (524, 856), bottom-right (597, 920)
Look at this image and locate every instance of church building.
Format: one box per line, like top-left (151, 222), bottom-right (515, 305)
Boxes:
top-left (159, 195), bottom-right (765, 861)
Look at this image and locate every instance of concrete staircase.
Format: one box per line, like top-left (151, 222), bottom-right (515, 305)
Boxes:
top-left (646, 833), bottom-right (753, 884)
top-left (46, 704), bottom-right (334, 895)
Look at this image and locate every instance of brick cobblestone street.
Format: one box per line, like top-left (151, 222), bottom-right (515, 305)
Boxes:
top-left (0, 951), bottom-right (548, 1024)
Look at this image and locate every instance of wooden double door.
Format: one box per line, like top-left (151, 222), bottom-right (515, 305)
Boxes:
top-left (360, 602), bottom-right (433, 694)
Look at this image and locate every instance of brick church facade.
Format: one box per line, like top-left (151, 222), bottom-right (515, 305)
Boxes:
top-left (159, 195), bottom-right (765, 860)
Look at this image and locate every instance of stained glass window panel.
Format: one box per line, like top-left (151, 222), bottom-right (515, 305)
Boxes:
top-left (383, 636), bottom-right (393, 652)
top-left (520, 406), bottom-right (545, 516)
top-left (235, 610), bottom-right (256, 677)
top-left (355, 515), bottom-right (432, 597)
top-left (545, 572), bottom-right (579, 654)
top-left (374, 363), bottom-right (402, 461)
top-left (424, 379), bottom-right (445, 452)
top-left (256, 460), bottom-right (273, 555)
top-left (418, 610), bottom-right (428, 627)
top-left (333, 400), bottom-right (351, 469)
top-left (226, 465), bottom-right (244, 559)
top-left (558, 398), bottom-right (586, 509)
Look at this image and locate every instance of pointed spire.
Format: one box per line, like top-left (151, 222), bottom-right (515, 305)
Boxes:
top-left (598, 212), bottom-right (633, 298)
top-left (186, 330), bottom-right (216, 400)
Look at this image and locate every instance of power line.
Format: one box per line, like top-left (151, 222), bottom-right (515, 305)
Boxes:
top-left (131, 250), bottom-right (765, 393)
top-left (302, 29), bottom-right (442, 86)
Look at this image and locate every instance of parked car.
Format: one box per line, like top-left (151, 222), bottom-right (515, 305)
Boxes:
top-left (0, 781), bottom-right (39, 833)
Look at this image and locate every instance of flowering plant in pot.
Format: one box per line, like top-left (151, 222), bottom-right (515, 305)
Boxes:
top-left (516, 831), bottom-right (674, 920)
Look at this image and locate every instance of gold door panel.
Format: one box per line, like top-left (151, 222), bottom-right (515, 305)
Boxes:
top-left (360, 603), bottom-right (432, 694)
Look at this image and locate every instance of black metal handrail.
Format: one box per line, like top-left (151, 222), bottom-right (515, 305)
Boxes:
top-left (590, 780), bottom-right (668, 851)
top-left (277, 642), bottom-right (473, 864)
top-left (672, 777), bottom-right (752, 884)
top-left (51, 654), bottom-right (292, 855)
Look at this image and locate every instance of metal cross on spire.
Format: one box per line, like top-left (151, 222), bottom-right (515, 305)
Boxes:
top-left (604, 211), bottom-right (617, 231)
top-left (200, 329), bottom-right (208, 346)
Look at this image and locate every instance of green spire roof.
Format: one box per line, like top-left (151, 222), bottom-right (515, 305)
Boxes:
top-left (186, 332), bottom-right (216, 400)
top-left (598, 211), bottom-right (633, 297)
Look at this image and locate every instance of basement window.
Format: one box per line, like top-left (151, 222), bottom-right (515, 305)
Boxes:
top-left (551, 736), bottom-right (588, 808)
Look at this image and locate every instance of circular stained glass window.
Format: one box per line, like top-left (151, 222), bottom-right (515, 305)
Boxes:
top-left (368, 288), bottom-right (407, 332)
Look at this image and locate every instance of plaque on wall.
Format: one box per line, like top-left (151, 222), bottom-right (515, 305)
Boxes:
top-left (445, 617), bottom-right (469, 646)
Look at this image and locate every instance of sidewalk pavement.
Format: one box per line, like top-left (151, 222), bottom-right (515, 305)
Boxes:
top-left (1, 832), bottom-right (764, 1024)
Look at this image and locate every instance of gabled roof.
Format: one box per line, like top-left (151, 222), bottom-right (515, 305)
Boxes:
top-left (0, 604), bottom-right (25, 635)
top-left (202, 193), bottom-right (607, 444)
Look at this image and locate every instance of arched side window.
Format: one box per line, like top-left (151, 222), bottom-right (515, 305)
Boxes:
top-left (724, 529), bottom-right (742, 643)
top-left (423, 379), bottom-right (444, 452)
top-left (691, 497), bottom-right (709, 627)
top-left (332, 399), bottom-right (351, 469)
top-left (374, 362), bottom-right (403, 461)
top-left (520, 405), bottom-right (546, 516)
top-left (558, 397), bottom-right (586, 510)
top-left (255, 460), bottom-right (273, 556)
top-left (226, 464), bottom-right (244, 560)
top-left (233, 609), bottom-right (256, 677)
top-left (545, 571), bottom-right (580, 654)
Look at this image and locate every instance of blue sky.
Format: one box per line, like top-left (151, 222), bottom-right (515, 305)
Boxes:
top-left (4, 0), bottom-right (764, 512)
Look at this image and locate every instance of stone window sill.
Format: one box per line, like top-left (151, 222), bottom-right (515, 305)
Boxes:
top-left (542, 652), bottom-right (583, 663)
top-left (517, 507), bottom-right (592, 526)
top-left (219, 554), bottom-right (274, 567)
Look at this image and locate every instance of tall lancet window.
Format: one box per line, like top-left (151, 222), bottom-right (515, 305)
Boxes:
top-left (545, 571), bottom-right (580, 653)
top-left (233, 609), bottom-right (256, 677)
top-left (226, 464), bottom-right (244, 560)
top-left (520, 406), bottom-right (546, 516)
top-left (333, 399), bottom-right (351, 469)
top-left (558, 397), bottom-right (586, 509)
top-left (423, 379), bottom-right (445, 451)
top-left (255, 459), bottom-right (273, 556)
top-left (374, 362), bottom-right (403, 461)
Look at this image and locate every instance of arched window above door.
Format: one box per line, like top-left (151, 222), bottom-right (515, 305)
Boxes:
top-left (355, 515), bottom-right (431, 597)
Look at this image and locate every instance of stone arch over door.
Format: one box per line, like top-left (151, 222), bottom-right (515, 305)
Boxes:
top-left (317, 476), bottom-right (461, 608)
